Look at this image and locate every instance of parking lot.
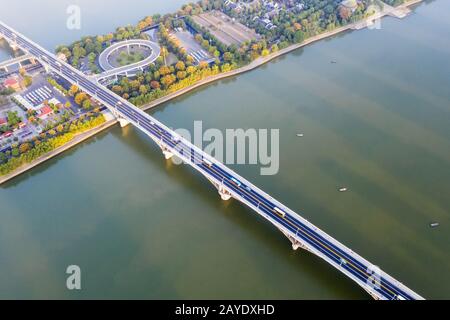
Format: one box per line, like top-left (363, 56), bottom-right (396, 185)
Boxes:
top-left (0, 73), bottom-right (79, 151)
top-left (22, 85), bottom-right (53, 107)
top-left (171, 30), bottom-right (215, 65)
top-left (192, 11), bottom-right (261, 46)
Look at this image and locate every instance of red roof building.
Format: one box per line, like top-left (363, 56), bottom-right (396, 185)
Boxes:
top-left (38, 105), bottom-right (54, 119)
top-left (3, 78), bottom-right (21, 91)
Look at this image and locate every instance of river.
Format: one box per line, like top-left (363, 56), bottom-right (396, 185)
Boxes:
top-left (0, 0), bottom-right (449, 299)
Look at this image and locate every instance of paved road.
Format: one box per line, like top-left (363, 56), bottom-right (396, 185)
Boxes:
top-left (0, 20), bottom-right (424, 300)
top-left (96, 39), bottom-right (160, 80)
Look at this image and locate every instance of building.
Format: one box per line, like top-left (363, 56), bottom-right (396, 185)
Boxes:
top-left (341, 0), bottom-right (359, 12)
top-left (56, 52), bottom-right (68, 62)
top-left (37, 105), bottom-right (54, 120)
top-left (3, 77), bottom-right (21, 92)
top-left (12, 94), bottom-right (35, 110)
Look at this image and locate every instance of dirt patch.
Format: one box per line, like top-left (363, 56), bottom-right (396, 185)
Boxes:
top-left (192, 11), bottom-right (260, 46)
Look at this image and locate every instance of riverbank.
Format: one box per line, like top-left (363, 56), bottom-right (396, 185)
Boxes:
top-left (0, 116), bottom-right (118, 185)
top-left (139, 0), bottom-right (423, 112)
top-left (0, 0), bottom-right (423, 185)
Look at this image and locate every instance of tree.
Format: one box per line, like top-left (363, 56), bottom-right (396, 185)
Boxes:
top-left (294, 30), bottom-right (305, 43)
top-left (177, 71), bottom-right (187, 80)
top-left (186, 66), bottom-right (197, 75)
top-left (159, 65), bottom-right (171, 76)
top-left (130, 80), bottom-right (140, 91)
top-left (112, 85), bottom-right (123, 95)
top-left (69, 84), bottom-right (79, 96)
top-left (74, 92), bottom-right (88, 105)
top-left (19, 143), bottom-right (31, 154)
top-left (82, 99), bottom-right (92, 110)
top-left (199, 61), bottom-right (209, 69)
top-left (150, 81), bottom-right (160, 90)
top-left (339, 6), bottom-right (352, 20)
top-left (223, 52), bottom-right (233, 62)
top-left (7, 111), bottom-right (21, 127)
top-left (139, 85), bottom-right (148, 95)
top-left (23, 75), bottom-right (33, 87)
top-left (0, 152), bottom-right (6, 164)
top-left (175, 61), bottom-right (186, 71)
top-left (160, 74), bottom-right (176, 88)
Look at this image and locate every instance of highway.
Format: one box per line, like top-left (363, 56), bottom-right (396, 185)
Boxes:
top-left (0, 53), bottom-right (33, 70)
top-left (0, 20), bottom-right (424, 300)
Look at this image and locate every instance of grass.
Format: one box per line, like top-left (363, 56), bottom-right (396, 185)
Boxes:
top-left (116, 51), bottom-right (145, 66)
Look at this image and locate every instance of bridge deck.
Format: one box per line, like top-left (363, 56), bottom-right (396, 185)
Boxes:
top-left (0, 20), bottom-right (424, 300)
top-left (0, 53), bottom-right (33, 69)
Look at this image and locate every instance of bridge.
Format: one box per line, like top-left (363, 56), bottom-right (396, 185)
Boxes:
top-left (0, 53), bottom-right (35, 73)
top-left (0, 20), bottom-right (425, 300)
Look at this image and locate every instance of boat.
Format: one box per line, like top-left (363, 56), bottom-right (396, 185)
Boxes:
top-left (296, 133), bottom-right (304, 137)
top-left (338, 187), bottom-right (348, 192)
top-left (430, 222), bottom-right (439, 228)
top-left (331, 60), bottom-right (337, 64)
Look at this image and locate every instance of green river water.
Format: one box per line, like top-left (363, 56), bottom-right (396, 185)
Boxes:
top-left (0, 0), bottom-right (449, 299)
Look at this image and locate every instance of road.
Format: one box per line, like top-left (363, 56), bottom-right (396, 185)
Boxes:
top-left (96, 39), bottom-right (160, 80)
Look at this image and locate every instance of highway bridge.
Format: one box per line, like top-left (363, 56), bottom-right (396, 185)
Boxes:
top-left (0, 53), bottom-right (35, 73)
top-left (0, 20), bottom-right (425, 300)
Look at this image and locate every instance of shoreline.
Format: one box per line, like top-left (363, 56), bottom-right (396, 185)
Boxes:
top-left (139, 0), bottom-right (424, 112)
top-left (0, 0), bottom-right (423, 186)
top-left (0, 118), bottom-right (118, 185)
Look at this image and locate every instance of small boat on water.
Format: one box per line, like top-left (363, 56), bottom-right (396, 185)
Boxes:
top-left (430, 222), bottom-right (440, 228)
top-left (338, 187), bottom-right (348, 192)
top-left (296, 133), bottom-right (304, 137)
top-left (331, 60), bottom-right (337, 64)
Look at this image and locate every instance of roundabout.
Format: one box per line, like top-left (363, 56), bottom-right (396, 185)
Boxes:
top-left (96, 39), bottom-right (160, 80)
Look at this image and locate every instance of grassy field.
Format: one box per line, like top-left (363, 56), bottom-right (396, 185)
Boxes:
top-left (116, 51), bottom-right (145, 66)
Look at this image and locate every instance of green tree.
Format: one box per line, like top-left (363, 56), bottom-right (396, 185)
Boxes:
top-left (74, 92), bottom-right (88, 105)
top-left (82, 99), bottom-right (92, 110)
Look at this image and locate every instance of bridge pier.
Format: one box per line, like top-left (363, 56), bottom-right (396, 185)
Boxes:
top-left (110, 109), bottom-right (130, 127)
top-left (363, 286), bottom-right (382, 300)
top-left (118, 117), bottom-right (130, 128)
top-left (161, 147), bottom-right (174, 160)
top-left (204, 176), bottom-right (232, 201)
top-left (42, 62), bottom-right (50, 73)
top-left (9, 42), bottom-right (19, 51)
top-left (218, 186), bottom-right (232, 201)
top-left (280, 229), bottom-right (310, 252)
